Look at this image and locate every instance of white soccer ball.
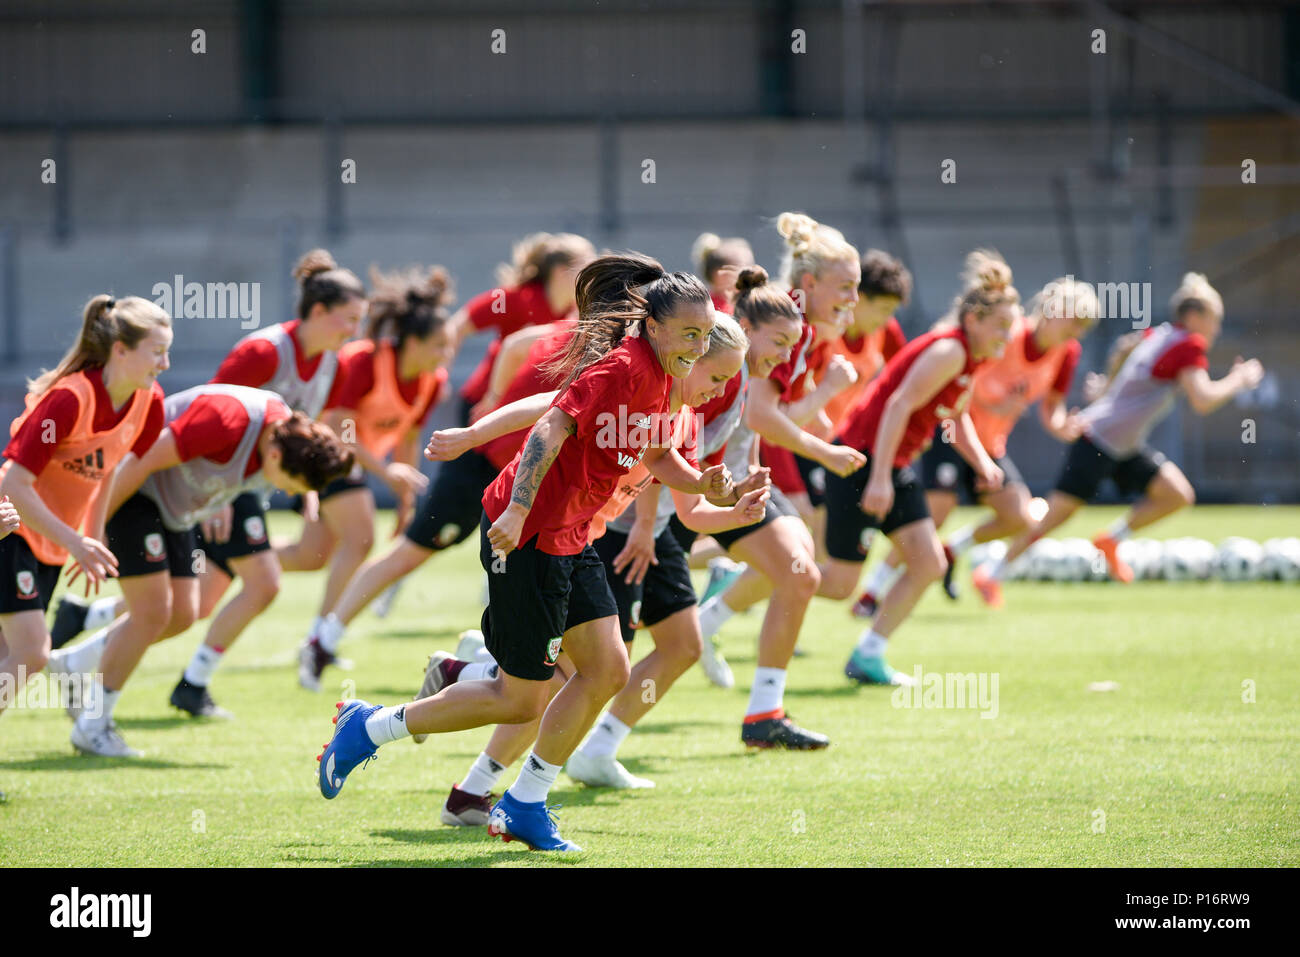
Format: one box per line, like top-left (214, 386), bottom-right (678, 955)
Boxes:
top-left (1058, 538), bottom-right (1096, 582)
top-left (1262, 538), bottom-right (1300, 582)
top-left (1214, 537), bottom-right (1264, 582)
top-left (1162, 537), bottom-right (1214, 581)
top-left (1135, 538), bottom-right (1166, 580)
top-left (1027, 538), bottom-right (1066, 581)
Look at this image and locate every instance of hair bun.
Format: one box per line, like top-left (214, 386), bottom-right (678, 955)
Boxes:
top-left (293, 248), bottom-right (339, 282)
top-left (735, 265), bottom-right (769, 293)
top-left (776, 212), bottom-right (817, 257)
top-left (962, 249), bottom-right (1012, 293)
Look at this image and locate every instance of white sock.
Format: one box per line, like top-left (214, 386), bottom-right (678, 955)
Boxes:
top-left (854, 628), bottom-right (888, 659)
top-left (459, 660), bottom-right (498, 682)
top-left (460, 752), bottom-right (507, 796)
top-left (363, 704), bottom-right (410, 746)
top-left (317, 613), bottom-right (345, 653)
top-left (85, 597), bottom-right (120, 631)
top-left (864, 561), bottom-right (902, 597)
top-left (987, 556), bottom-right (1008, 581)
top-left (55, 628), bottom-right (109, 675)
top-left (507, 751), bottom-right (561, 805)
top-left (947, 525), bottom-right (976, 556)
top-left (81, 681), bottom-right (121, 728)
top-left (581, 713), bottom-right (632, 759)
top-left (183, 644), bottom-right (224, 686)
top-left (746, 667), bottom-right (787, 718)
top-left (698, 595), bottom-right (736, 640)
top-left (1107, 518), bottom-right (1131, 542)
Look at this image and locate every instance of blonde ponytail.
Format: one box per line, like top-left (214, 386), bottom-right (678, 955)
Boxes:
top-left (29, 294), bottom-right (171, 396)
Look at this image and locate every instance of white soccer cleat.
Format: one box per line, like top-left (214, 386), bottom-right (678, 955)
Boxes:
top-left (455, 629), bottom-right (487, 662)
top-left (71, 720), bottom-right (143, 758)
top-left (372, 577), bottom-right (405, 618)
top-left (565, 750), bottom-right (655, 789)
top-left (697, 636), bottom-right (735, 689)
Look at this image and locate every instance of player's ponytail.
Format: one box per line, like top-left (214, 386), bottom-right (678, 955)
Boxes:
top-left (1169, 272), bottom-right (1223, 323)
top-left (732, 266), bottom-right (801, 330)
top-left (936, 249), bottom-right (1020, 333)
top-left (29, 294), bottom-right (172, 396)
top-left (776, 212), bottom-right (858, 290)
top-left (545, 253), bottom-right (710, 391)
top-left (365, 264), bottom-right (455, 350)
top-left (294, 248), bottom-right (366, 319)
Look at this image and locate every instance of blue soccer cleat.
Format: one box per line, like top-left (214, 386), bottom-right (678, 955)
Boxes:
top-left (487, 792), bottom-right (583, 852)
top-left (317, 699), bottom-right (381, 799)
top-left (844, 651), bottom-right (912, 686)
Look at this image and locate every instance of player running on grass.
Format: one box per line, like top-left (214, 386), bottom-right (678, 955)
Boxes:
top-left (419, 313), bottom-right (767, 817)
top-left (815, 250), bottom-right (1018, 684)
top-left (296, 316), bottom-right (579, 690)
top-left (286, 266), bottom-right (454, 677)
top-left (0, 296), bottom-right (170, 743)
top-left (316, 253), bottom-right (737, 852)
top-left (49, 386), bottom-right (352, 755)
top-left (971, 272), bottom-right (1264, 604)
top-left (855, 275), bottom-right (1099, 615)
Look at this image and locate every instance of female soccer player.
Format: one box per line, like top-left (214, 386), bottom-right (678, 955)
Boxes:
top-left (857, 275), bottom-right (1099, 613)
top-left (160, 250), bottom-right (365, 715)
top-left (420, 312), bottom-right (765, 816)
top-left (0, 295), bottom-right (170, 726)
top-left (679, 267), bottom-right (866, 742)
top-left (817, 251), bottom-right (1019, 684)
top-left (55, 385), bottom-right (353, 755)
top-left (296, 316), bottom-right (578, 691)
top-left (282, 266), bottom-right (453, 669)
top-left (454, 232), bottom-right (595, 423)
top-left (973, 272), bottom-right (1264, 603)
top-left (317, 253), bottom-right (732, 852)
top-left (692, 232), bottom-right (755, 313)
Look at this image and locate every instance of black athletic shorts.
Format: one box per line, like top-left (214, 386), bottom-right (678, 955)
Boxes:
top-left (406, 451), bottom-right (500, 552)
top-left (920, 432), bottom-right (1025, 503)
top-left (667, 513), bottom-right (697, 554)
top-left (477, 512), bottom-right (618, 682)
top-left (592, 525), bottom-right (696, 643)
top-left (823, 446), bottom-right (931, 562)
top-left (794, 453), bottom-right (827, 507)
top-left (198, 491), bottom-right (272, 578)
top-left (1054, 435), bottom-right (1166, 502)
top-left (291, 471), bottom-right (370, 512)
top-left (107, 493), bottom-right (200, 579)
top-left (710, 485), bottom-right (799, 552)
top-left (0, 534), bottom-right (62, 614)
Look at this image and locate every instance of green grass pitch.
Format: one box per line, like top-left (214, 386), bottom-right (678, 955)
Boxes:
top-left (1, 505), bottom-right (1296, 867)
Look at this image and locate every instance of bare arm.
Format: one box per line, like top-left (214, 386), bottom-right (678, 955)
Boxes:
top-left (485, 323), bottom-right (564, 404)
top-left (106, 431), bottom-right (184, 520)
top-left (425, 390), bottom-right (559, 461)
top-left (643, 446), bottom-right (732, 501)
top-left (1179, 359), bottom-right (1263, 415)
top-left (745, 384), bottom-right (864, 477)
top-left (1037, 389), bottom-right (1083, 442)
top-left (950, 412), bottom-right (1000, 488)
top-left (486, 406), bottom-right (574, 557)
top-left (669, 485), bottom-right (769, 535)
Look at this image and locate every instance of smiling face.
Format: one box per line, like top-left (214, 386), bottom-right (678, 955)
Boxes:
top-left (645, 300), bottom-right (715, 379)
top-left (682, 344), bottom-right (745, 407)
top-left (111, 324), bottom-right (173, 391)
top-left (741, 313), bottom-right (803, 379)
top-left (307, 296), bottom-right (367, 351)
top-left (799, 257), bottom-right (860, 336)
top-left (965, 302), bottom-right (1019, 361)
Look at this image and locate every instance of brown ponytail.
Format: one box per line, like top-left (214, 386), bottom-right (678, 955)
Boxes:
top-left (365, 265), bottom-right (455, 351)
top-left (294, 248), bottom-right (366, 318)
top-left (732, 266), bottom-right (801, 329)
top-left (545, 253), bottom-right (709, 391)
top-left (29, 294), bottom-right (171, 396)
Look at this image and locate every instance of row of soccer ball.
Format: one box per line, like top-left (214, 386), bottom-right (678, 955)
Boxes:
top-left (967, 536), bottom-right (1300, 583)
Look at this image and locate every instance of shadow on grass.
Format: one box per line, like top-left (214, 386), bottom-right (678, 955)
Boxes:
top-left (0, 754), bottom-right (227, 772)
top-left (626, 719), bottom-right (717, 736)
top-left (115, 715), bottom-right (216, 730)
top-left (783, 684), bottom-right (873, 698)
top-left (371, 628), bottom-right (463, 642)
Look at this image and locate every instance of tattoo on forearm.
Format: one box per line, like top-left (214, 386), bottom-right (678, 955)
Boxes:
top-left (510, 429), bottom-right (561, 509)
